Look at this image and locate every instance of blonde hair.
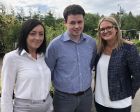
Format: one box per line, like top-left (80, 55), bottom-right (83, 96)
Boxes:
top-left (97, 16), bottom-right (124, 54)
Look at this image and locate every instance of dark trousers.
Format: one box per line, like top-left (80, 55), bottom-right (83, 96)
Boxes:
top-left (53, 88), bottom-right (92, 112)
top-left (95, 102), bottom-right (131, 112)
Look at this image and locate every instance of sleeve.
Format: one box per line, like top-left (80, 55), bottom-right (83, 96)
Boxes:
top-left (127, 45), bottom-right (140, 99)
top-left (1, 53), bottom-right (17, 112)
top-left (90, 39), bottom-right (97, 70)
top-left (45, 42), bottom-right (57, 80)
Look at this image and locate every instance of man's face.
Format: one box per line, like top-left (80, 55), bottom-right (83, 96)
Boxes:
top-left (65, 14), bottom-right (84, 39)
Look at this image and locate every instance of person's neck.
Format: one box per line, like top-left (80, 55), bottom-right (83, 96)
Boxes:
top-left (106, 39), bottom-right (116, 49)
top-left (104, 40), bottom-right (116, 55)
top-left (68, 33), bottom-right (81, 43)
top-left (28, 49), bottom-right (37, 59)
top-left (71, 36), bottom-right (81, 43)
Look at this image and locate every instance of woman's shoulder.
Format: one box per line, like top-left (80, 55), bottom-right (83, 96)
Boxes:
top-left (122, 42), bottom-right (139, 57)
top-left (122, 42), bottom-right (136, 50)
top-left (4, 50), bottom-right (19, 61)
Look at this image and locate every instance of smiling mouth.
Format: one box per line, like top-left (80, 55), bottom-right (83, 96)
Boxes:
top-left (74, 30), bottom-right (81, 32)
top-left (102, 32), bottom-right (111, 36)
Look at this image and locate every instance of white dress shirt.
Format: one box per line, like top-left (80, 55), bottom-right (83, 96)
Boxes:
top-left (1, 49), bottom-right (51, 112)
top-left (95, 53), bottom-right (131, 108)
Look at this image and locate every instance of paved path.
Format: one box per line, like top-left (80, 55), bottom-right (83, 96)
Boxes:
top-left (131, 89), bottom-right (140, 112)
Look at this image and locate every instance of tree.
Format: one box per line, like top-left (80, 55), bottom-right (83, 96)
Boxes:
top-left (135, 15), bottom-right (140, 31)
top-left (44, 11), bottom-right (56, 27)
top-left (122, 12), bottom-right (137, 30)
top-left (16, 8), bottom-right (25, 22)
top-left (0, 2), bottom-right (6, 15)
top-left (84, 13), bottom-right (100, 37)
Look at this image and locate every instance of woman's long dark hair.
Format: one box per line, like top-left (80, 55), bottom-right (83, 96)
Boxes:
top-left (17, 19), bottom-right (46, 54)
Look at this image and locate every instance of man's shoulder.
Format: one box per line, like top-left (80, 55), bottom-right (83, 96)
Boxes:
top-left (83, 33), bottom-right (96, 41)
top-left (83, 33), bottom-right (96, 45)
top-left (51, 35), bottom-right (62, 43)
top-left (48, 35), bottom-right (62, 46)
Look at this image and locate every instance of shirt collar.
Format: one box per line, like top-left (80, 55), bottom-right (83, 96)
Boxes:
top-left (62, 31), bottom-right (87, 42)
top-left (20, 49), bottom-right (27, 56)
top-left (20, 49), bottom-right (44, 58)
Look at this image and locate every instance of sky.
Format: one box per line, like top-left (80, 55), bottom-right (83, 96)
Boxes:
top-left (1, 0), bottom-right (140, 18)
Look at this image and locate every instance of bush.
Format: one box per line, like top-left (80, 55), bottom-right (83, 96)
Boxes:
top-left (132, 39), bottom-right (140, 52)
top-left (0, 41), bottom-right (5, 55)
top-left (135, 41), bottom-right (140, 47)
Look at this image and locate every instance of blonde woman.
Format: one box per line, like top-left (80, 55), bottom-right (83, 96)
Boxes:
top-left (94, 16), bottom-right (140, 112)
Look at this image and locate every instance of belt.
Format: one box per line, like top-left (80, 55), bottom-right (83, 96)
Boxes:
top-left (56, 87), bottom-right (91, 96)
top-left (14, 98), bottom-right (46, 104)
top-left (14, 94), bottom-right (49, 104)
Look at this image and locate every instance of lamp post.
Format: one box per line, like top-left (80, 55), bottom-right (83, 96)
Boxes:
top-left (118, 4), bottom-right (124, 28)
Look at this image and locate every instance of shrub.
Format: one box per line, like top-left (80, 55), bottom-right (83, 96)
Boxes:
top-left (132, 39), bottom-right (140, 52)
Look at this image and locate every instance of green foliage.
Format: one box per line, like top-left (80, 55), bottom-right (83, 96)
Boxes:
top-left (1, 15), bottom-right (21, 53)
top-left (45, 22), bottom-right (66, 45)
top-left (135, 15), bottom-right (140, 31)
top-left (0, 79), bottom-right (1, 94)
top-left (132, 39), bottom-right (140, 46)
top-left (136, 41), bottom-right (140, 47)
top-left (121, 12), bottom-right (137, 30)
top-left (44, 11), bottom-right (56, 27)
top-left (0, 40), bottom-right (5, 54)
top-left (50, 82), bottom-right (54, 96)
top-left (132, 39), bottom-right (140, 52)
top-left (0, 15), bottom-right (8, 38)
top-left (1, 2), bottom-right (140, 53)
top-left (84, 13), bottom-right (100, 37)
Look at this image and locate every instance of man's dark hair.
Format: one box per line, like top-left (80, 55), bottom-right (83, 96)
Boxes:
top-left (63, 4), bottom-right (85, 22)
top-left (17, 19), bottom-right (47, 54)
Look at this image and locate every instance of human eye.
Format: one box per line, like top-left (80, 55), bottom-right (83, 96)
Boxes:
top-left (78, 20), bottom-right (82, 24)
top-left (29, 32), bottom-right (36, 36)
top-left (106, 26), bottom-right (113, 31)
top-left (39, 33), bottom-right (44, 36)
top-left (70, 21), bottom-right (76, 25)
top-left (99, 28), bottom-right (105, 33)
top-left (100, 28), bottom-right (104, 31)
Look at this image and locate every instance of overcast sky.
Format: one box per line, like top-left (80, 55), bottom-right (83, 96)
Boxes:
top-left (1, 0), bottom-right (140, 17)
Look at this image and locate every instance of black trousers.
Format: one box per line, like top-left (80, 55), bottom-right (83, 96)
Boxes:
top-left (95, 102), bottom-right (131, 112)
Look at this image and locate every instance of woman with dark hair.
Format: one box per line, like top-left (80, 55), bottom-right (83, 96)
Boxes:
top-left (1, 19), bottom-right (53, 112)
